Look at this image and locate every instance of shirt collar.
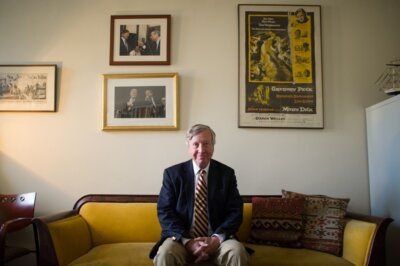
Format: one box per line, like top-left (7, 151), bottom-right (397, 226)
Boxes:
top-left (192, 160), bottom-right (210, 175)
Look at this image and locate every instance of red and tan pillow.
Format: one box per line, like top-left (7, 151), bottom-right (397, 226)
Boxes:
top-left (247, 197), bottom-right (305, 248)
top-left (282, 190), bottom-right (350, 256)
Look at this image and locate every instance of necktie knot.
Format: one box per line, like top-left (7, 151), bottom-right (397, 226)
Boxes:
top-left (199, 169), bottom-right (206, 177)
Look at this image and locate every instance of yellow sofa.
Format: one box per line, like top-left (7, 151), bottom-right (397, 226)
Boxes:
top-left (33, 195), bottom-right (392, 266)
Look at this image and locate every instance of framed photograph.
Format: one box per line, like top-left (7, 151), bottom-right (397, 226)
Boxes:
top-left (110, 15), bottom-right (171, 65)
top-left (238, 5), bottom-right (323, 128)
top-left (0, 65), bottom-right (56, 112)
top-left (103, 73), bottom-right (179, 130)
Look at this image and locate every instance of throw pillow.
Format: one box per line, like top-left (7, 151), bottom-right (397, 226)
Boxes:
top-left (282, 190), bottom-right (350, 256)
top-left (247, 197), bottom-right (305, 248)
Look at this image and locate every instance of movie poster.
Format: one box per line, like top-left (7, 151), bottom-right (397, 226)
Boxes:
top-left (239, 5), bottom-right (323, 128)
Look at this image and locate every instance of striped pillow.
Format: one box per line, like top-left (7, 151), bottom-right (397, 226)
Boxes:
top-left (282, 190), bottom-right (350, 256)
top-left (247, 197), bottom-right (305, 248)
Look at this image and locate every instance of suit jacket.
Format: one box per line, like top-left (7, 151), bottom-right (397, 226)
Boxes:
top-left (149, 159), bottom-right (243, 259)
top-left (119, 34), bottom-right (138, 56)
top-left (143, 40), bottom-right (160, 55)
top-left (120, 38), bottom-right (130, 56)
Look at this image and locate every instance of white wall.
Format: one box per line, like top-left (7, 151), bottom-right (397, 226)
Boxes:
top-left (366, 95), bottom-right (400, 266)
top-left (1, 0), bottom-right (399, 220)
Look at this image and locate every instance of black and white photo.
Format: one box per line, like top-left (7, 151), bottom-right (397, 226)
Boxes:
top-left (103, 73), bottom-right (178, 130)
top-left (0, 65), bottom-right (56, 112)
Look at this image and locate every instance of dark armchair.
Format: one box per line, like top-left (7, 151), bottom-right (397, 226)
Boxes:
top-left (0, 192), bottom-right (37, 266)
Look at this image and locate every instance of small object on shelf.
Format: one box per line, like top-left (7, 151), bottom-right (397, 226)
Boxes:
top-left (376, 58), bottom-right (400, 95)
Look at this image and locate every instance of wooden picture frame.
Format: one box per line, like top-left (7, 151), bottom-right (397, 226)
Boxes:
top-left (0, 64), bottom-right (56, 112)
top-left (103, 73), bottom-right (179, 130)
top-left (110, 15), bottom-right (171, 65)
top-left (238, 5), bottom-right (323, 128)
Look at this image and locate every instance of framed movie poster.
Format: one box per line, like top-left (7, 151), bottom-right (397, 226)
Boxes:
top-left (238, 5), bottom-right (323, 128)
top-left (110, 15), bottom-right (171, 65)
top-left (0, 65), bottom-right (56, 112)
top-left (103, 73), bottom-right (179, 130)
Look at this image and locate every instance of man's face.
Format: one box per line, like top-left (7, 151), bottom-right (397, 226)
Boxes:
top-left (145, 90), bottom-right (153, 97)
top-left (188, 130), bottom-right (214, 169)
top-left (150, 32), bottom-right (159, 41)
top-left (130, 89), bottom-right (137, 97)
top-left (122, 32), bottom-right (129, 39)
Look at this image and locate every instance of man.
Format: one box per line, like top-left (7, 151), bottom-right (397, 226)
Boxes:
top-left (150, 30), bottom-right (161, 55)
top-left (124, 88), bottom-right (139, 118)
top-left (120, 29), bottom-right (137, 56)
top-left (141, 29), bottom-right (161, 55)
top-left (144, 89), bottom-right (158, 118)
top-left (150, 124), bottom-right (248, 266)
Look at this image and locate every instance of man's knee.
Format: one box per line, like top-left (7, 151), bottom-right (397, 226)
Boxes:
top-left (154, 238), bottom-right (189, 266)
top-left (216, 239), bottom-right (248, 265)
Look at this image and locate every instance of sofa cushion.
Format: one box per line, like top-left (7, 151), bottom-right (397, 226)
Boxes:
top-left (247, 197), bottom-right (305, 247)
top-left (68, 242), bottom-right (354, 266)
top-left (68, 243), bottom-right (155, 266)
top-left (68, 243), bottom-right (217, 266)
top-left (282, 190), bottom-right (350, 256)
top-left (245, 244), bottom-right (354, 266)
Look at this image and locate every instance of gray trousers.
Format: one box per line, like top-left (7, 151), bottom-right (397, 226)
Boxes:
top-left (153, 238), bottom-right (249, 266)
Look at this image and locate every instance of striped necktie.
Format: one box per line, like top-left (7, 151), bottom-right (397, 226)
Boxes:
top-left (193, 169), bottom-right (208, 237)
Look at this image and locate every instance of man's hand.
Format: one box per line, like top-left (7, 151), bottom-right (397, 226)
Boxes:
top-left (185, 238), bottom-right (208, 262)
top-left (202, 236), bottom-right (220, 256)
top-left (185, 236), bottom-right (221, 263)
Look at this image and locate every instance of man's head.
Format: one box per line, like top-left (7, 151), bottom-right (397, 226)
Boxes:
top-left (186, 124), bottom-right (216, 169)
top-left (150, 30), bottom-right (160, 42)
top-left (145, 89), bottom-right (153, 97)
top-left (129, 88), bottom-right (138, 98)
top-left (121, 29), bottom-right (130, 40)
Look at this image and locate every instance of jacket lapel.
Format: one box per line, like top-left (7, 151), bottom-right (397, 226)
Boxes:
top-left (207, 160), bottom-right (219, 214)
top-left (184, 160), bottom-right (195, 224)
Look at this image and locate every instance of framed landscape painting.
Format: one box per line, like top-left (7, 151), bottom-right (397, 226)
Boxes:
top-left (103, 73), bottom-right (179, 130)
top-left (0, 65), bottom-right (56, 112)
top-left (238, 5), bottom-right (323, 128)
top-left (110, 15), bottom-right (171, 65)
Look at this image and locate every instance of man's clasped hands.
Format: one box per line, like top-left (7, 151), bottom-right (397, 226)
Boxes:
top-left (185, 236), bottom-right (221, 263)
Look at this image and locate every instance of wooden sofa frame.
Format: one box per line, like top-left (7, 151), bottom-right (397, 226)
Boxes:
top-left (33, 194), bottom-right (393, 266)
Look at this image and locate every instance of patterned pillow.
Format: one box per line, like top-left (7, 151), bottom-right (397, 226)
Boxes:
top-left (282, 190), bottom-right (350, 256)
top-left (247, 197), bottom-right (305, 248)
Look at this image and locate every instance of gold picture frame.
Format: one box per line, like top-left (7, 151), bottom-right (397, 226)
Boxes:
top-left (103, 73), bottom-right (179, 130)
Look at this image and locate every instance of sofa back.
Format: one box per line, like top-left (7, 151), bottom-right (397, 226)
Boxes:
top-left (78, 201), bottom-right (253, 245)
top-left (80, 202), bottom-right (160, 245)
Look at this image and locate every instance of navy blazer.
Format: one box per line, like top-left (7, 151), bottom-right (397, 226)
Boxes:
top-left (149, 159), bottom-right (243, 259)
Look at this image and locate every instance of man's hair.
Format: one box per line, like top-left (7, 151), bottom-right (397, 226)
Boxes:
top-left (186, 124), bottom-right (216, 146)
top-left (151, 30), bottom-right (160, 37)
top-left (121, 29), bottom-right (129, 35)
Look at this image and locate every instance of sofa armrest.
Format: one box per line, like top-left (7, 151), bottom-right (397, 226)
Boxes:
top-left (343, 212), bottom-right (393, 266)
top-left (33, 210), bottom-right (92, 266)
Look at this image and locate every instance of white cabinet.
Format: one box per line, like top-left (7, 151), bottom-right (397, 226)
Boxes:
top-left (366, 94), bottom-right (400, 266)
